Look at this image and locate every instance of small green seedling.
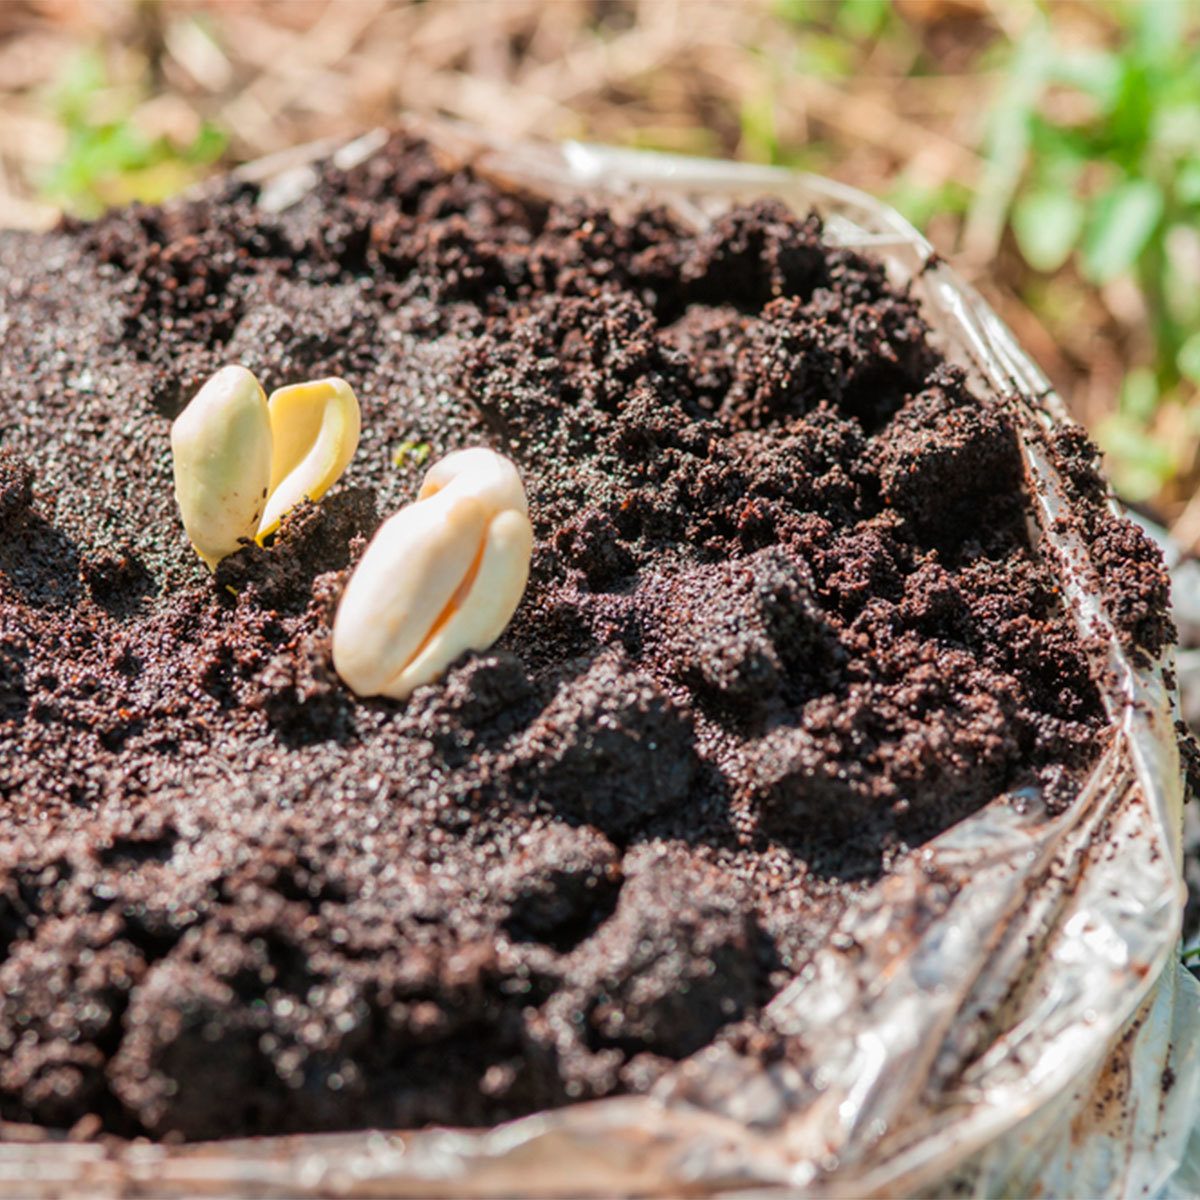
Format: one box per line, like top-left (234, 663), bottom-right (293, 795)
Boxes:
top-left (394, 440), bottom-right (432, 470)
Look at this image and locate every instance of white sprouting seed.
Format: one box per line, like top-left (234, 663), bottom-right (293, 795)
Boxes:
top-left (171, 367), bottom-right (361, 571)
top-left (171, 365), bottom-right (272, 571)
top-left (332, 447), bottom-right (533, 700)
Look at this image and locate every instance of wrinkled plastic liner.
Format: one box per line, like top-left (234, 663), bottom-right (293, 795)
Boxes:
top-left (2, 122), bottom-right (1191, 1199)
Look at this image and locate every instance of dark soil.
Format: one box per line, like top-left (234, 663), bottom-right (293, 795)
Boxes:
top-left (0, 133), bottom-right (1159, 1142)
top-left (1046, 424), bottom-right (1175, 664)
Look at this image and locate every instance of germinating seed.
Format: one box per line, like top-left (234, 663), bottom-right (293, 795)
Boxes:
top-left (258, 376), bottom-right (361, 538)
top-left (170, 366), bottom-right (361, 570)
top-left (332, 447), bottom-right (533, 699)
top-left (171, 365), bottom-right (272, 571)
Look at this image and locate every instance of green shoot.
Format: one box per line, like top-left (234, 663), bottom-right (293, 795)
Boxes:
top-left (984, 3), bottom-right (1200, 501)
top-left (40, 47), bottom-right (227, 217)
top-left (394, 441), bottom-right (432, 470)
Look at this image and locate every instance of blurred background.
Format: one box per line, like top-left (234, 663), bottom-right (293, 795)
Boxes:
top-left (1, 0), bottom-right (1199, 538)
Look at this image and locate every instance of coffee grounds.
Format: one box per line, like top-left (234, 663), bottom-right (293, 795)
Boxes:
top-left (1045, 424), bottom-right (1174, 664)
top-left (0, 133), bottom-right (1164, 1141)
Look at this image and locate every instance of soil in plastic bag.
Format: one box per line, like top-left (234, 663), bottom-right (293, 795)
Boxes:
top-left (0, 124), bottom-right (1189, 1197)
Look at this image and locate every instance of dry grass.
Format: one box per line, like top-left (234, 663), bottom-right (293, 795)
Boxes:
top-left (0, 0), bottom-right (1000, 214)
top-left (0, 0), bottom-right (1187, 528)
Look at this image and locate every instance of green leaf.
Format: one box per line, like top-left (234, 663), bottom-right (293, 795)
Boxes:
top-left (1179, 332), bottom-right (1200, 384)
top-left (798, 33), bottom-right (854, 78)
top-left (1011, 189), bottom-right (1083, 272)
top-left (885, 179), bottom-right (971, 230)
top-left (185, 122), bottom-right (228, 166)
top-left (1082, 178), bottom-right (1164, 283)
top-left (1049, 48), bottom-right (1121, 107)
top-left (983, 27), bottom-right (1052, 170)
top-left (967, 23), bottom-right (1053, 247)
top-left (1178, 161), bottom-right (1200, 206)
top-left (1026, 122), bottom-right (1090, 186)
top-left (393, 440), bottom-right (432, 469)
top-left (739, 92), bottom-right (780, 164)
top-left (1119, 366), bottom-right (1160, 421)
top-left (1095, 411), bottom-right (1173, 502)
top-left (1153, 101), bottom-right (1200, 162)
top-left (835, 0), bottom-right (892, 41)
top-left (1135, 0), bottom-right (1185, 61)
top-left (773, 0), bottom-right (814, 24)
top-left (1165, 228), bottom-right (1200, 329)
top-left (49, 48), bottom-right (107, 128)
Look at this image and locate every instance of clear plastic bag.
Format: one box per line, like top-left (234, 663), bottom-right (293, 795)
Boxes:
top-left (5, 123), bottom-right (1191, 1199)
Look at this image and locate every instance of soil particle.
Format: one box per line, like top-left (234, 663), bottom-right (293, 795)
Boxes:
top-left (0, 450), bottom-right (35, 524)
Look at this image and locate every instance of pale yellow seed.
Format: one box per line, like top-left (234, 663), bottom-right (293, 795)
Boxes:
top-left (332, 447), bottom-right (533, 700)
top-left (257, 377), bottom-right (361, 539)
top-left (171, 365), bottom-right (272, 571)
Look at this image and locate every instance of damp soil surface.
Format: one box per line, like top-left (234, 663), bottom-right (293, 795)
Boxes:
top-left (0, 134), bottom-right (1169, 1141)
